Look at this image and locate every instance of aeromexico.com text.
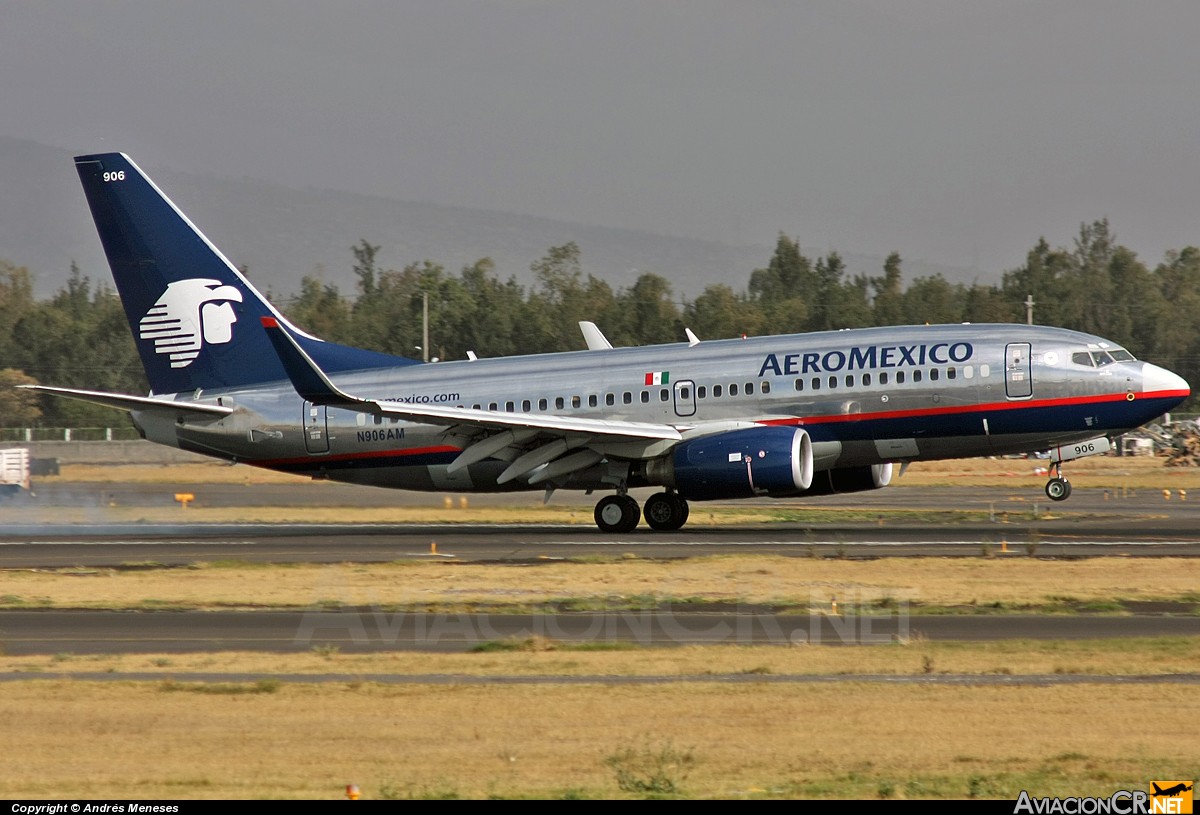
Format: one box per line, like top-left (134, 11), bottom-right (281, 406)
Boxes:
top-left (758, 342), bottom-right (974, 378)
top-left (384, 392), bottom-right (461, 404)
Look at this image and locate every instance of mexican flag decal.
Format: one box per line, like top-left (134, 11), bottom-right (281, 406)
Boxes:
top-left (644, 371), bottom-right (670, 386)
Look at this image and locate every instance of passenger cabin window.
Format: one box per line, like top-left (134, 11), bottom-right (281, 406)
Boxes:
top-left (641, 391), bottom-right (650, 403)
top-left (571, 396), bottom-right (581, 408)
top-left (863, 372), bottom-right (872, 386)
top-left (605, 393), bottom-right (615, 406)
top-left (879, 372), bottom-right (888, 385)
top-left (913, 370), bottom-right (923, 383)
top-left (539, 398), bottom-right (548, 410)
top-left (588, 395), bottom-right (598, 407)
top-left (729, 384), bottom-right (739, 396)
top-left (794, 379), bottom-right (804, 392)
top-left (489, 402), bottom-right (498, 411)
top-left (505, 401), bottom-right (515, 412)
top-left (679, 386), bottom-right (691, 400)
top-left (811, 377), bottom-right (820, 391)
top-left (714, 384), bottom-right (723, 397)
top-left (761, 381), bottom-right (771, 394)
top-left (745, 383), bottom-right (754, 395)
top-left (555, 397), bottom-right (565, 409)
top-left (929, 369), bottom-right (939, 381)
top-left (623, 392), bottom-right (632, 404)
top-left (845, 375), bottom-right (853, 387)
top-left (947, 368), bottom-right (956, 380)
top-left (659, 388), bottom-right (669, 402)
top-left (522, 399), bottom-right (531, 412)
top-left (698, 386), bottom-right (707, 398)
top-left (827, 375), bottom-right (837, 389)
top-left (896, 371), bottom-right (906, 384)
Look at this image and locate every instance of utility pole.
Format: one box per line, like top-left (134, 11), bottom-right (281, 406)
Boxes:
top-left (1024, 294), bottom-right (1035, 326)
top-left (422, 291), bottom-right (429, 362)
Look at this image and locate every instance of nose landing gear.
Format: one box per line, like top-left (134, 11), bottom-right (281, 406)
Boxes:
top-left (1044, 462), bottom-right (1072, 501)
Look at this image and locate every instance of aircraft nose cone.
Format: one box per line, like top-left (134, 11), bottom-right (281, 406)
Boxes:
top-left (1142, 363), bottom-right (1190, 396)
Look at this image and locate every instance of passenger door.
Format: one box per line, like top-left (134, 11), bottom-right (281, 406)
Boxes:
top-left (1004, 342), bottom-right (1032, 399)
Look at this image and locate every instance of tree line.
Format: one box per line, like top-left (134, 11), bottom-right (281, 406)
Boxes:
top-left (2, 217), bottom-right (1198, 427)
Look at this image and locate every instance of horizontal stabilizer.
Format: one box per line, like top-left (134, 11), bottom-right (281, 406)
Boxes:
top-left (19, 385), bottom-right (233, 418)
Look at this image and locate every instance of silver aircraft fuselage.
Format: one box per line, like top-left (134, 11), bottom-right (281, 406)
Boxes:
top-left (135, 322), bottom-right (1185, 495)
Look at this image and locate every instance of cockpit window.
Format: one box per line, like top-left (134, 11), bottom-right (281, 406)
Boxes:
top-left (1091, 351), bottom-right (1115, 367)
top-left (1110, 348), bottom-right (1136, 362)
top-left (1072, 352), bottom-right (1094, 367)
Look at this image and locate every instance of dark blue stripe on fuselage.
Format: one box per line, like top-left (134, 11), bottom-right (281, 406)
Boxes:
top-left (253, 450), bottom-right (460, 474)
top-left (798, 396), bottom-right (1178, 445)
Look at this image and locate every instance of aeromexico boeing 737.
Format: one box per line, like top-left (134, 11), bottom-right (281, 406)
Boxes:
top-left (22, 153), bottom-right (1191, 532)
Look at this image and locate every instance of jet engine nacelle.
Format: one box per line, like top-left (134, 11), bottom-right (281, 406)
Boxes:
top-left (801, 463), bottom-right (894, 497)
top-left (670, 426), bottom-right (814, 500)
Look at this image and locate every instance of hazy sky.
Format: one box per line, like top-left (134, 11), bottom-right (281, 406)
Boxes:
top-left (5, 0), bottom-right (1200, 279)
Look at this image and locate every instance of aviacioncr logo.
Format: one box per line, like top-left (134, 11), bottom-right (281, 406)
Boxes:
top-left (139, 278), bottom-right (244, 368)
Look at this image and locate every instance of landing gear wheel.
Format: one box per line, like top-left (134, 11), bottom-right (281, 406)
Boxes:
top-left (594, 494), bottom-right (641, 533)
top-left (1045, 477), bottom-right (1072, 501)
top-left (643, 492), bottom-right (690, 531)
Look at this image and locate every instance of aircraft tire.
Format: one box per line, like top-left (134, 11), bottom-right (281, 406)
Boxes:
top-left (617, 494), bottom-right (641, 532)
top-left (1045, 477), bottom-right (1071, 501)
top-left (643, 492), bottom-right (688, 531)
top-left (595, 494), bottom-right (640, 533)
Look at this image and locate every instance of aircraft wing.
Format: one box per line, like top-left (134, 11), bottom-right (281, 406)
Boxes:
top-left (260, 317), bottom-right (679, 440)
top-left (260, 317), bottom-right (684, 483)
top-left (370, 400), bottom-right (683, 440)
top-left (17, 385), bottom-right (234, 419)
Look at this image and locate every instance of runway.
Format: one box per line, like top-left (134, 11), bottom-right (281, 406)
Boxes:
top-left (2, 482), bottom-right (1197, 658)
top-left (3, 508), bottom-right (1200, 568)
top-left (4, 610), bottom-right (1199, 656)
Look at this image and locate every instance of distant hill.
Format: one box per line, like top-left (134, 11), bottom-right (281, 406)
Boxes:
top-left (0, 136), bottom-right (980, 301)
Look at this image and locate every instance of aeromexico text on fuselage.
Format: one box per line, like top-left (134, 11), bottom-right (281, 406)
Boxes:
top-left (757, 342), bottom-right (974, 378)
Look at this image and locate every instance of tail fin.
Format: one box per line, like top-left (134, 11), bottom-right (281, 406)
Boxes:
top-left (75, 153), bottom-right (413, 395)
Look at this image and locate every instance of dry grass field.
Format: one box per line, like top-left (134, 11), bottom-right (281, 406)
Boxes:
top-left (1, 678), bottom-right (1196, 801)
top-left (1, 455), bottom-right (1197, 800)
top-left (2, 556), bottom-right (1198, 612)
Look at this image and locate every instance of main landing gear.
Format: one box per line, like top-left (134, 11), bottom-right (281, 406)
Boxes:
top-left (1044, 462), bottom-right (1072, 501)
top-left (642, 491), bottom-right (689, 531)
top-left (594, 494), bottom-right (640, 533)
top-left (593, 491), bottom-right (690, 532)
